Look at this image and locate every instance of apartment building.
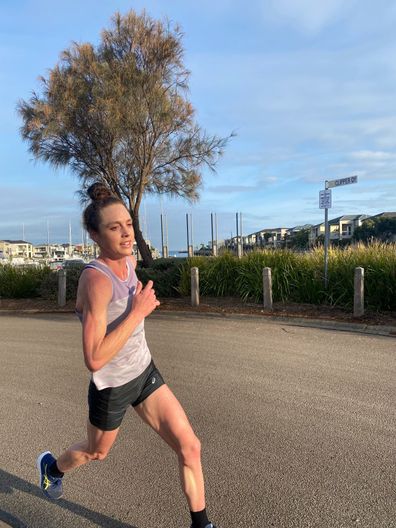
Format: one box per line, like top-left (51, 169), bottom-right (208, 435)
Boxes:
top-left (251, 227), bottom-right (288, 248)
top-left (309, 215), bottom-right (369, 245)
top-left (0, 240), bottom-right (33, 259)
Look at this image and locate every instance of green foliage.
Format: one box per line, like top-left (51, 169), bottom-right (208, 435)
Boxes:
top-left (178, 256), bottom-right (209, 296)
top-left (286, 228), bottom-right (310, 250)
top-left (3, 244), bottom-right (395, 312)
top-left (136, 258), bottom-right (185, 297)
top-left (234, 249), bottom-right (326, 304)
top-left (178, 244), bottom-right (396, 311)
top-left (0, 265), bottom-right (51, 298)
top-left (353, 217), bottom-right (396, 242)
top-left (39, 266), bottom-right (84, 301)
top-left (326, 243), bottom-right (396, 311)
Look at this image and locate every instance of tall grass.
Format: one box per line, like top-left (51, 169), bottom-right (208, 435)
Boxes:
top-left (2, 243), bottom-right (395, 312)
top-left (179, 243), bottom-right (396, 311)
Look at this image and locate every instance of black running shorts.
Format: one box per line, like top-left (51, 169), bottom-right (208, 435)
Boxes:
top-left (88, 360), bottom-right (165, 431)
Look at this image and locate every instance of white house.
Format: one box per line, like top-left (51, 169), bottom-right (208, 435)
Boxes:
top-left (309, 215), bottom-right (369, 245)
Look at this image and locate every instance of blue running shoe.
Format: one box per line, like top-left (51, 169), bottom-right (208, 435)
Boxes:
top-left (36, 451), bottom-right (63, 500)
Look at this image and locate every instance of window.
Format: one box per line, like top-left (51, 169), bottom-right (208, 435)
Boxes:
top-left (341, 224), bottom-right (352, 236)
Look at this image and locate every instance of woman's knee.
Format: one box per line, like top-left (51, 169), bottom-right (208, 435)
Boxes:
top-left (178, 434), bottom-right (201, 464)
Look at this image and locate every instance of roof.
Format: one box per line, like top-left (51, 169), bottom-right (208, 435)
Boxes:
top-left (1, 239), bottom-right (32, 244)
top-left (289, 224), bottom-right (313, 231)
top-left (367, 212), bottom-right (396, 219)
top-left (311, 214), bottom-right (368, 228)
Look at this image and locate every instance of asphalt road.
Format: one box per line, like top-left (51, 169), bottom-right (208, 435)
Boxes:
top-left (0, 312), bottom-right (395, 528)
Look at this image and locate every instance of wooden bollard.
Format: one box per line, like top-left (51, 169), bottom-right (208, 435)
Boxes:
top-left (263, 267), bottom-right (273, 310)
top-left (58, 269), bottom-right (67, 307)
top-left (191, 267), bottom-right (199, 307)
top-left (354, 267), bottom-right (364, 317)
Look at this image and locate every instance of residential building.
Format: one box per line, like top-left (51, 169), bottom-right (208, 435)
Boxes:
top-left (254, 227), bottom-right (288, 248)
top-left (1, 240), bottom-right (33, 260)
top-left (33, 244), bottom-right (67, 260)
top-left (286, 224), bottom-right (312, 237)
top-left (309, 215), bottom-right (369, 245)
top-left (0, 240), bottom-right (11, 260)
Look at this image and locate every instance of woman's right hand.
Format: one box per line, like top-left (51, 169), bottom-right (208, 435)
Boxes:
top-left (132, 280), bottom-right (160, 319)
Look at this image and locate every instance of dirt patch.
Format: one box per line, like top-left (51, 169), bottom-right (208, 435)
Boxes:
top-left (1, 296), bottom-right (395, 327)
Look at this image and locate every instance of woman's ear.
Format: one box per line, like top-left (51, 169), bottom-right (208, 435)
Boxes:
top-left (89, 230), bottom-right (99, 244)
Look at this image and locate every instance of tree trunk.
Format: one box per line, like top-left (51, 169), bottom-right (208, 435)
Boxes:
top-left (131, 211), bottom-right (154, 268)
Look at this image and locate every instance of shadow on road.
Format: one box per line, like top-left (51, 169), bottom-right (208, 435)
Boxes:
top-left (0, 468), bottom-right (137, 528)
top-left (0, 508), bottom-right (27, 528)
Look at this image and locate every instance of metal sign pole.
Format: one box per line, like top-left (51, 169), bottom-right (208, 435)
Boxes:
top-left (324, 180), bottom-right (329, 288)
top-left (166, 214), bottom-right (169, 250)
top-left (186, 213), bottom-right (189, 250)
top-left (240, 212), bottom-right (243, 253)
top-left (191, 214), bottom-right (194, 255)
top-left (160, 214), bottom-right (165, 258)
top-left (211, 213), bottom-right (214, 248)
top-left (322, 175), bottom-right (357, 287)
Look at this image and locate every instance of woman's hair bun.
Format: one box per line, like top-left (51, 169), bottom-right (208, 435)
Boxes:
top-left (87, 182), bottom-right (113, 202)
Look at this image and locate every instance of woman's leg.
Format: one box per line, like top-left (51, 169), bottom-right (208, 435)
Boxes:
top-left (134, 384), bottom-right (205, 512)
top-left (56, 420), bottom-right (120, 473)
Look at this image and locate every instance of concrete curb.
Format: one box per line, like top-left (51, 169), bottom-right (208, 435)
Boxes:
top-left (1, 307), bottom-right (395, 338)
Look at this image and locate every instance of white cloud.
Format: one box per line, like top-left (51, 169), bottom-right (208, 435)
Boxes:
top-left (264, 0), bottom-right (358, 35)
top-left (350, 150), bottom-right (396, 161)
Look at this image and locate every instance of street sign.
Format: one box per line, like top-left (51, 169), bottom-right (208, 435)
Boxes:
top-left (319, 189), bottom-right (332, 209)
top-left (327, 175), bottom-right (358, 188)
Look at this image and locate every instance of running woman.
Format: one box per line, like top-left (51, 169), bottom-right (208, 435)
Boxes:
top-left (37, 183), bottom-right (216, 528)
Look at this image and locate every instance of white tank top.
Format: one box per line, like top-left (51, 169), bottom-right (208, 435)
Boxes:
top-left (76, 258), bottom-right (151, 390)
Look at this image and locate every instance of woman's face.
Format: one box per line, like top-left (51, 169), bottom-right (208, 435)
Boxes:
top-left (92, 203), bottom-right (135, 258)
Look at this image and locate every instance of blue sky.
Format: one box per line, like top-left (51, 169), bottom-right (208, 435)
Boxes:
top-left (1, 0), bottom-right (396, 250)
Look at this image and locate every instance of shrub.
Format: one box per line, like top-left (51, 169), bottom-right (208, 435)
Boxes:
top-left (136, 258), bottom-right (185, 297)
top-left (0, 265), bottom-right (51, 298)
top-left (39, 265), bottom-right (84, 301)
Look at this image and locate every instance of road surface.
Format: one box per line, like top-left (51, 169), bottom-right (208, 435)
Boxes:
top-left (0, 312), bottom-right (394, 528)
